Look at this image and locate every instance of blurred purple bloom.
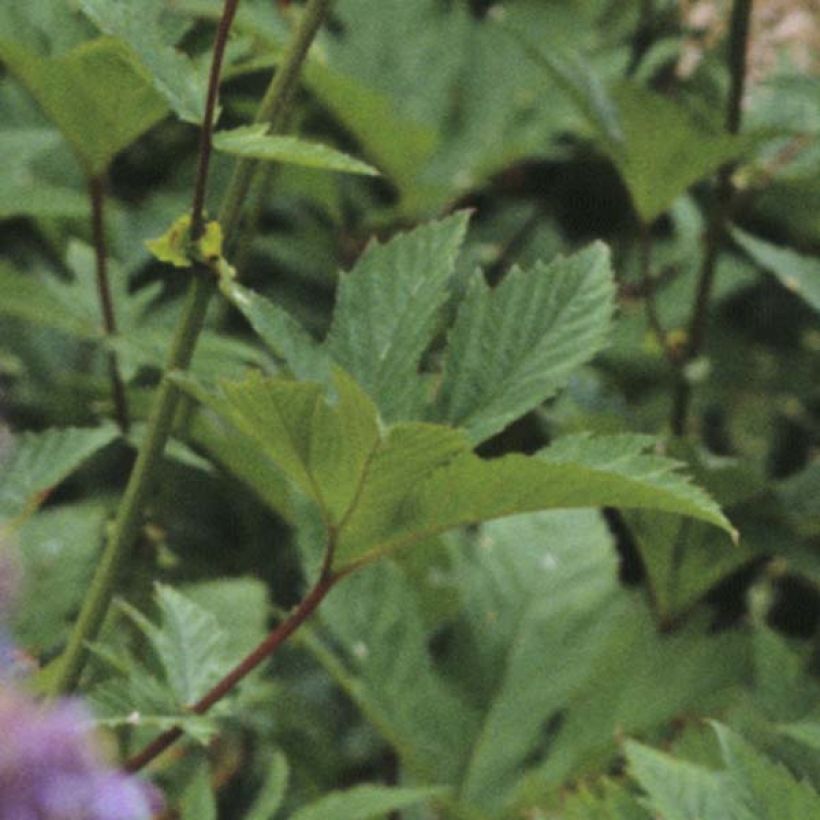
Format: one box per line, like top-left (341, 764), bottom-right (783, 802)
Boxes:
top-left (0, 689), bottom-right (162, 819)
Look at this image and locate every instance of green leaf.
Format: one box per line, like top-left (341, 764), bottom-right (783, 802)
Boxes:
top-left (12, 502), bottom-right (107, 652)
top-left (245, 751), bottom-right (289, 820)
top-left (78, 0), bottom-right (207, 124)
top-left (778, 722), bottom-right (820, 752)
top-left (713, 723), bottom-right (820, 818)
top-left (180, 758), bottom-right (218, 820)
top-left (433, 242), bottom-right (615, 444)
top-left (561, 780), bottom-right (652, 820)
top-left (625, 740), bottom-right (734, 820)
top-left (325, 212), bottom-right (470, 420)
top-left (179, 369), bottom-right (733, 570)
top-left (213, 125), bottom-right (380, 176)
top-left (177, 369), bottom-right (381, 526)
top-left (290, 785), bottom-right (446, 820)
top-left (219, 279), bottom-right (330, 383)
top-left (334, 433), bottom-right (735, 569)
top-left (605, 83), bottom-right (745, 223)
top-left (732, 226), bottom-right (820, 313)
top-left (0, 426), bottom-right (118, 524)
top-left (132, 584), bottom-right (229, 706)
top-left (0, 264), bottom-right (100, 339)
top-left (0, 36), bottom-right (167, 174)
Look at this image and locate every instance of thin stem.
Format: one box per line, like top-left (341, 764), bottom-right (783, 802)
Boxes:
top-left (637, 221), bottom-right (677, 365)
top-left (89, 175), bottom-right (130, 433)
top-left (51, 0), bottom-right (333, 696)
top-left (190, 0), bottom-right (241, 240)
top-left (218, 0), bottom-right (332, 249)
top-left (670, 0), bottom-right (753, 436)
top-left (125, 568), bottom-right (339, 772)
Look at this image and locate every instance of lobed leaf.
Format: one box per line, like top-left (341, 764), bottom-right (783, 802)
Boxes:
top-left (433, 242), bottom-right (615, 444)
top-left (0, 426), bottom-right (119, 525)
top-left (325, 212), bottom-right (470, 421)
top-left (78, 0), bottom-right (207, 124)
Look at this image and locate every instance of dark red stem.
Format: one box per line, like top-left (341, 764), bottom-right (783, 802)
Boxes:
top-left (190, 0), bottom-right (241, 239)
top-left (124, 571), bottom-right (338, 772)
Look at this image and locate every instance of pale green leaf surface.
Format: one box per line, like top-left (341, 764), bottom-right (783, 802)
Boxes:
top-left (290, 785), bottom-right (445, 820)
top-left (0, 36), bottom-right (167, 174)
top-left (434, 242), bottom-right (615, 444)
top-left (732, 226), bottom-right (820, 313)
top-left (213, 125), bottom-right (380, 176)
top-left (12, 502), bottom-right (107, 651)
top-left (301, 560), bottom-right (479, 784)
top-left (714, 723), bottom-right (820, 818)
top-left (220, 278), bottom-right (330, 383)
top-left (335, 433), bottom-right (734, 569)
top-left (178, 370), bottom-right (381, 525)
top-left (142, 584), bottom-right (229, 706)
top-left (625, 741), bottom-right (735, 820)
top-left (0, 426), bottom-right (118, 523)
top-left (325, 212), bottom-right (470, 420)
top-left (78, 0), bottom-right (206, 123)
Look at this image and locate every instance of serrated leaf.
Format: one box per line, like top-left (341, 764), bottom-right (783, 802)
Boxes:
top-left (0, 264), bottom-right (100, 339)
top-left (220, 278), bottom-right (330, 382)
top-left (290, 785), bottom-right (446, 820)
top-left (732, 226), bottom-right (820, 313)
top-left (325, 212), bottom-right (470, 420)
top-left (433, 242), bottom-right (615, 444)
top-left (178, 371), bottom-right (732, 570)
top-left (177, 369), bottom-right (381, 526)
top-left (335, 433), bottom-right (735, 569)
top-left (713, 723), bottom-right (820, 818)
top-left (148, 584), bottom-right (229, 705)
top-left (625, 740), bottom-right (735, 820)
top-left (0, 36), bottom-right (168, 175)
top-left (0, 426), bottom-right (118, 524)
top-left (78, 0), bottom-right (207, 124)
top-left (213, 125), bottom-right (380, 176)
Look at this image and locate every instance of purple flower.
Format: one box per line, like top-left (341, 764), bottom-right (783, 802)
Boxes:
top-left (0, 689), bottom-right (162, 819)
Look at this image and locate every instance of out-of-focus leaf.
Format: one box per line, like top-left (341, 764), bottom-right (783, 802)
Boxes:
top-left (0, 425), bottom-right (118, 524)
top-left (78, 0), bottom-right (207, 124)
top-left (245, 751), bottom-right (289, 820)
top-left (0, 36), bottom-right (167, 174)
top-left (290, 785), bottom-right (446, 820)
top-left (625, 740), bottom-right (735, 820)
top-left (604, 83), bottom-right (746, 223)
top-left (325, 212), bottom-right (470, 421)
top-left (732, 226), bottom-right (820, 314)
top-left (213, 125), bottom-right (379, 176)
top-left (433, 242), bottom-right (615, 444)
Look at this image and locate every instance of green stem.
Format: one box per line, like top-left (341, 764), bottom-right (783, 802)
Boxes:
top-left (51, 0), bottom-right (333, 695)
top-left (670, 0), bottom-right (753, 436)
top-left (89, 174), bottom-right (130, 433)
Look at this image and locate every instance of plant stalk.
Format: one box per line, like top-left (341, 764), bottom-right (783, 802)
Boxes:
top-left (89, 175), bottom-right (130, 433)
top-left (671, 0), bottom-right (753, 436)
top-left (51, 0), bottom-right (333, 695)
top-left (125, 569), bottom-right (339, 772)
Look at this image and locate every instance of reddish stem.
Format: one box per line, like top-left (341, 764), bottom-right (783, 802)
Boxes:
top-left (124, 571), bottom-right (338, 772)
top-left (190, 0), bottom-right (241, 239)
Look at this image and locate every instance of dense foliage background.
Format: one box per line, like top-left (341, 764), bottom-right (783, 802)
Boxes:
top-left (0, 1), bottom-right (818, 818)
